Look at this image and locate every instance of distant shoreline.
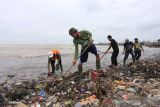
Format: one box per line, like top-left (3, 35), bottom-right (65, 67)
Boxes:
top-left (96, 42), bottom-right (160, 48)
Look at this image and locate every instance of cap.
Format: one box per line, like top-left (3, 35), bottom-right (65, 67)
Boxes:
top-left (48, 52), bottom-right (53, 58)
top-left (134, 38), bottom-right (138, 40)
top-left (107, 35), bottom-right (112, 38)
top-left (69, 27), bottom-right (77, 35)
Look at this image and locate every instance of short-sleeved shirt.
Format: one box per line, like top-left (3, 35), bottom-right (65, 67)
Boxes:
top-left (110, 39), bottom-right (119, 52)
top-left (124, 42), bottom-right (134, 51)
top-left (134, 42), bottom-right (141, 50)
top-left (73, 30), bottom-right (92, 58)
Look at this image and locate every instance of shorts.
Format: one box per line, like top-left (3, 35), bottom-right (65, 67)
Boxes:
top-left (80, 44), bottom-right (98, 63)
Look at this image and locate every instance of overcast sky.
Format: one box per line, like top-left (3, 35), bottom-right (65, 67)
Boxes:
top-left (0, 0), bottom-right (160, 44)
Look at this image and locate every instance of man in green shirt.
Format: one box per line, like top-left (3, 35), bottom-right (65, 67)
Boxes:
top-left (69, 27), bottom-right (101, 73)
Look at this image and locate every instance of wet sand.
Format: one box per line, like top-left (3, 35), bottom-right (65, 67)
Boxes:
top-left (0, 44), bottom-right (160, 83)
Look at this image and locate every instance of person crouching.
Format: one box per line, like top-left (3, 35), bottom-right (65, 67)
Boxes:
top-left (48, 49), bottom-right (63, 76)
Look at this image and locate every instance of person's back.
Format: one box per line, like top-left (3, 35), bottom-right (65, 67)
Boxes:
top-left (73, 30), bottom-right (92, 48)
top-left (110, 39), bottom-right (119, 52)
top-left (124, 41), bottom-right (134, 51)
top-left (50, 49), bottom-right (60, 60)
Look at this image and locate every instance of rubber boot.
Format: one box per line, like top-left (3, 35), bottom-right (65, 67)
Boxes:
top-left (78, 64), bottom-right (83, 74)
top-left (77, 64), bottom-right (83, 80)
top-left (123, 60), bottom-right (126, 65)
top-left (133, 57), bottom-right (135, 62)
top-left (96, 55), bottom-right (101, 70)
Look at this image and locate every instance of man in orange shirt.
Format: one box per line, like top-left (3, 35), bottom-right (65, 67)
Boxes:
top-left (48, 49), bottom-right (63, 75)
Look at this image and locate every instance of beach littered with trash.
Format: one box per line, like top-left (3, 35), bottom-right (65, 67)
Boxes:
top-left (0, 45), bottom-right (160, 107)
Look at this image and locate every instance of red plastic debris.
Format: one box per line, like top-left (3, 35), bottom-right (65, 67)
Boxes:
top-left (91, 70), bottom-right (103, 80)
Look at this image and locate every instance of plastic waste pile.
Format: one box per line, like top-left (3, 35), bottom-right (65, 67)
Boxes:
top-left (0, 58), bottom-right (160, 107)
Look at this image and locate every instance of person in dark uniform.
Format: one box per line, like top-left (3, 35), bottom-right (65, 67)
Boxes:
top-left (123, 39), bottom-right (135, 65)
top-left (106, 35), bottom-right (119, 66)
